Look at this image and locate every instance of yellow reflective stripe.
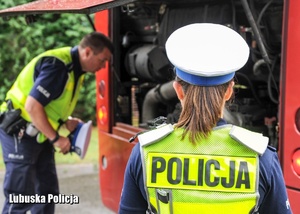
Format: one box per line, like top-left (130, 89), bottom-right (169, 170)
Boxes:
top-left (7, 86), bottom-right (27, 106)
top-left (65, 80), bottom-right (74, 91)
top-left (147, 153), bottom-right (257, 193)
top-left (149, 188), bottom-right (257, 214)
top-left (169, 201), bottom-right (254, 214)
top-left (157, 200), bottom-right (171, 214)
top-left (6, 87), bottom-right (31, 121)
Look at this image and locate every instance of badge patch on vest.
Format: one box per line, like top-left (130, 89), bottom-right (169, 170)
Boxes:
top-left (147, 152), bottom-right (257, 193)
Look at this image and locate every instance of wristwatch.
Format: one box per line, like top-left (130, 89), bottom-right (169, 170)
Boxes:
top-left (49, 132), bottom-right (60, 144)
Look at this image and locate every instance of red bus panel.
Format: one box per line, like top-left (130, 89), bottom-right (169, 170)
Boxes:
top-left (99, 123), bottom-right (143, 212)
top-left (95, 10), bottom-right (111, 133)
top-left (0, 0), bottom-right (135, 17)
top-left (280, 0), bottom-right (300, 212)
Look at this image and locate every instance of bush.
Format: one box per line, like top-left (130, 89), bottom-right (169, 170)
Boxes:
top-left (0, 1), bottom-right (96, 122)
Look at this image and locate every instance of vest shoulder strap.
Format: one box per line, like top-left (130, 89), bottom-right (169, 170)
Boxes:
top-left (229, 125), bottom-right (269, 155)
top-left (66, 62), bottom-right (74, 73)
top-left (138, 124), bottom-right (174, 147)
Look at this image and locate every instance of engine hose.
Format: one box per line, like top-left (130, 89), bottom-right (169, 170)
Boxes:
top-left (253, 59), bottom-right (266, 76)
top-left (142, 81), bottom-right (177, 123)
top-left (267, 59), bottom-right (279, 104)
top-left (240, 0), bottom-right (271, 64)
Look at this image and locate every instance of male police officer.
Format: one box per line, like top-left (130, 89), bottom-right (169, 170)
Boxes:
top-left (0, 32), bottom-right (113, 213)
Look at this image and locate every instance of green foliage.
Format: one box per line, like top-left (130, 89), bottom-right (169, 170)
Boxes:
top-left (0, 0), bottom-right (97, 122)
top-left (73, 73), bottom-right (97, 123)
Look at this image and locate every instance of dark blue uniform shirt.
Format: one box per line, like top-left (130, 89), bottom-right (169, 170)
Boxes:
top-left (119, 119), bottom-right (293, 214)
top-left (30, 46), bottom-right (84, 106)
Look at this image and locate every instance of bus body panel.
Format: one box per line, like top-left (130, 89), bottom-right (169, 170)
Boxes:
top-left (99, 123), bottom-right (143, 212)
top-left (95, 10), bottom-right (111, 133)
top-left (280, 1), bottom-right (300, 212)
top-left (98, 131), bottom-right (134, 212)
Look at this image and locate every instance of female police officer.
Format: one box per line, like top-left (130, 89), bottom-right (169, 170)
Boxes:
top-left (118, 23), bottom-right (292, 214)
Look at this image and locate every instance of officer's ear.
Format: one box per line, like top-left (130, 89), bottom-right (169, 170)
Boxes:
top-left (85, 47), bottom-right (94, 58)
top-left (173, 81), bottom-right (185, 101)
top-left (224, 81), bottom-right (234, 101)
top-left (79, 46), bottom-right (93, 61)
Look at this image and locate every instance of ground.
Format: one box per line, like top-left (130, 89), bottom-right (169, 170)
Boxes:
top-left (0, 163), bottom-right (115, 214)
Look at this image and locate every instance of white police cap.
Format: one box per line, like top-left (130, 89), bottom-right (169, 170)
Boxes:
top-left (165, 23), bottom-right (249, 86)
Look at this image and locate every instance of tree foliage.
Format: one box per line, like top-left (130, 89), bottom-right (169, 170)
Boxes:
top-left (0, 0), bottom-right (97, 123)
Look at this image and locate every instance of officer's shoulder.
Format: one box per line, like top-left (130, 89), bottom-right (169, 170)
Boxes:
top-left (138, 124), bottom-right (174, 147)
top-left (229, 125), bottom-right (269, 155)
top-left (266, 145), bottom-right (277, 152)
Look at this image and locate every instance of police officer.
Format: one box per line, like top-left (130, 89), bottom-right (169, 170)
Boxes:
top-left (119, 24), bottom-right (292, 214)
top-left (0, 32), bottom-right (113, 213)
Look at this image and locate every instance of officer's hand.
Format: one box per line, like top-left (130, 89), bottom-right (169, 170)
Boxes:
top-left (54, 136), bottom-right (71, 155)
top-left (65, 117), bottom-right (83, 133)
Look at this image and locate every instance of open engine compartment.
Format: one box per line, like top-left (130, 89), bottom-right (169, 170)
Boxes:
top-left (112, 0), bottom-right (283, 148)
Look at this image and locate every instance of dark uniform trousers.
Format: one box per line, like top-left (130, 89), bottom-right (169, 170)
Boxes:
top-left (0, 128), bottom-right (59, 214)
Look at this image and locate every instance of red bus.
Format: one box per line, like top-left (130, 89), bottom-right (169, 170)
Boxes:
top-left (1, 0), bottom-right (300, 213)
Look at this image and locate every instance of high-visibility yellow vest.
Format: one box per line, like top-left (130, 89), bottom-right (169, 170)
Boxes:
top-left (1, 47), bottom-right (84, 142)
top-left (139, 124), bottom-right (269, 214)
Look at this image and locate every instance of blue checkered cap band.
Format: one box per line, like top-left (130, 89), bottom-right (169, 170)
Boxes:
top-left (165, 23), bottom-right (249, 86)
